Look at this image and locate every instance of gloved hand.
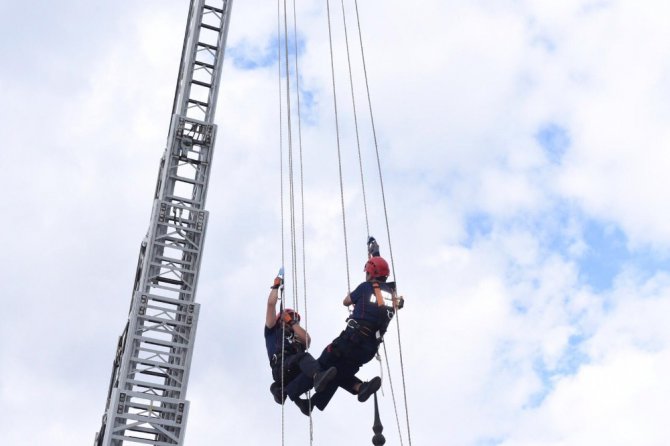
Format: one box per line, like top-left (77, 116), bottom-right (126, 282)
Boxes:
top-left (281, 309), bottom-right (300, 326)
top-left (270, 276), bottom-right (283, 289)
top-left (271, 267), bottom-right (284, 289)
top-left (367, 236), bottom-right (380, 257)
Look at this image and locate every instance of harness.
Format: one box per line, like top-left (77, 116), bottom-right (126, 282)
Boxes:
top-left (270, 325), bottom-right (304, 367)
top-left (345, 318), bottom-right (384, 343)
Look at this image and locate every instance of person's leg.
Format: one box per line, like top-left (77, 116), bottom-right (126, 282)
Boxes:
top-left (311, 381), bottom-right (339, 410)
top-left (339, 375), bottom-right (363, 395)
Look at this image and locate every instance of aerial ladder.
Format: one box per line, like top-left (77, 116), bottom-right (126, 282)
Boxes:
top-left (94, 1), bottom-right (233, 444)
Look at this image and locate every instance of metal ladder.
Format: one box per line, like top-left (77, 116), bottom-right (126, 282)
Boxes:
top-left (94, 1), bottom-right (233, 444)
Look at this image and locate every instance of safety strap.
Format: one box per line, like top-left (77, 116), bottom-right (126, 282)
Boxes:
top-left (372, 282), bottom-right (385, 306)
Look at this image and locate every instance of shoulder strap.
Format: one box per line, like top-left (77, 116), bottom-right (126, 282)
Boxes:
top-left (372, 282), bottom-right (385, 306)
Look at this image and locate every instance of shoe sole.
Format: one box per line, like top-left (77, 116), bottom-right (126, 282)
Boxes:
top-left (358, 376), bottom-right (382, 402)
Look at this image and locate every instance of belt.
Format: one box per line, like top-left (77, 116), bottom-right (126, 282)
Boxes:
top-left (346, 318), bottom-right (382, 341)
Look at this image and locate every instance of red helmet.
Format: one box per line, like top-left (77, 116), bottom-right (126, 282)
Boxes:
top-left (364, 257), bottom-right (390, 279)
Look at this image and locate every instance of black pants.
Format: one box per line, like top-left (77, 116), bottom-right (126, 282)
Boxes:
top-left (310, 327), bottom-right (379, 410)
top-left (271, 351), bottom-right (321, 400)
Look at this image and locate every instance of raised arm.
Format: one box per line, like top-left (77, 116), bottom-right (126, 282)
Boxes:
top-left (266, 273), bottom-right (282, 328)
top-left (266, 287), bottom-right (279, 328)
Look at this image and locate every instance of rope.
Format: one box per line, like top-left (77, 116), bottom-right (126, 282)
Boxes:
top-left (351, 0), bottom-right (396, 272)
top-left (280, 0), bottom-right (316, 442)
top-left (278, 0), bottom-right (285, 282)
top-left (326, 0), bottom-right (353, 299)
top-left (382, 342), bottom-right (405, 446)
top-left (292, 0), bottom-right (308, 345)
top-left (392, 310), bottom-right (412, 445)
top-left (339, 0), bottom-right (369, 237)
top-left (282, 0), bottom-right (300, 318)
top-left (277, 1), bottom-right (286, 444)
top-left (290, 0), bottom-right (315, 441)
top-left (350, 2), bottom-right (412, 443)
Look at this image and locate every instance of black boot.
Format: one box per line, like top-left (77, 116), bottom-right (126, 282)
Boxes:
top-left (313, 366), bottom-right (337, 393)
top-left (357, 376), bottom-right (381, 402)
top-left (294, 397), bottom-right (313, 416)
top-left (270, 382), bottom-right (287, 404)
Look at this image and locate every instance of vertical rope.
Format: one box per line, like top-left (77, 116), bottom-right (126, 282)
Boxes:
top-left (352, 2), bottom-right (411, 444)
top-left (351, 0), bottom-right (395, 273)
top-left (326, 0), bottom-right (352, 298)
top-left (290, 0), bottom-right (315, 442)
top-left (281, 0), bottom-right (299, 317)
top-left (392, 311), bottom-right (412, 445)
top-left (277, 1), bottom-right (286, 444)
top-left (339, 0), bottom-right (369, 237)
top-left (382, 340), bottom-right (405, 446)
top-left (292, 0), bottom-right (308, 349)
top-left (278, 0), bottom-right (285, 278)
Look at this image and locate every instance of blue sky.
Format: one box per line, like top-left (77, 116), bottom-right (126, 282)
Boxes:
top-left (2, 0), bottom-right (670, 445)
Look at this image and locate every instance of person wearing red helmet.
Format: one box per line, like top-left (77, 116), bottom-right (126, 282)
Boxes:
top-left (293, 253), bottom-right (402, 412)
top-left (265, 270), bottom-right (337, 415)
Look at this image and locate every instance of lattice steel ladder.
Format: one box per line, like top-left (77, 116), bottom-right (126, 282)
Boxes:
top-left (94, 1), bottom-right (233, 444)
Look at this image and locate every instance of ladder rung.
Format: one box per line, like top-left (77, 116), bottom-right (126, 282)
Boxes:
top-left (142, 337), bottom-right (189, 350)
top-left (156, 255), bottom-right (191, 266)
top-left (191, 79), bottom-right (212, 88)
top-left (155, 276), bottom-right (184, 286)
top-left (136, 358), bottom-right (186, 371)
top-left (138, 369), bottom-right (170, 379)
top-left (166, 195), bottom-right (201, 206)
top-left (194, 60), bottom-right (215, 70)
top-left (171, 174), bottom-right (205, 186)
top-left (197, 42), bottom-right (218, 51)
top-left (188, 99), bottom-right (209, 108)
top-left (127, 378), bottom-right (181, 393)
top-left (203, 4), bottom-right (224, 14)
top-left (201, 23), bottom-right (221, 32)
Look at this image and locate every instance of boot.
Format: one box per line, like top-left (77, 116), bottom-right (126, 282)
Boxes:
top-left (294, 397), bottom-right (313, 416)
top-left (313, 366), bottom-right (337, 393)
top-left (357, 376), bottom-right (381, 402)
top-left (270, 382), bottom-right (286, 404)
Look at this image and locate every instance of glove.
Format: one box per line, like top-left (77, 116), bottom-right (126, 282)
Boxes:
top-left (367, 236), bottom-right (380, 257)
top-left (270, 276), bottom-right (283, 289)
top-left (281, 309), bottom-right (300, 326)
top-left (271, 267), bottom-right (284, 289)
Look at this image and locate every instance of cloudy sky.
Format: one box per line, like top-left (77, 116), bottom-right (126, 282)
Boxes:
top-left (2, 0), bottom-right (670, 445)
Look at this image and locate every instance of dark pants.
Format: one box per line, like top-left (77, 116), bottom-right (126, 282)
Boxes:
top-left (271, 352), bottom-right (321, 401)
top-left (310, 327), bottom-right (379, 410)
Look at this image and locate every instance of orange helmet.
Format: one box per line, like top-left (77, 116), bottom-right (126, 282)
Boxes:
top-left (364, 256), bottom-right (389, 279)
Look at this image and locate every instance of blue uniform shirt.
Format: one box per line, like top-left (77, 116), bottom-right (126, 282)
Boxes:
top-left (349, 281), bottom-right (396, 330)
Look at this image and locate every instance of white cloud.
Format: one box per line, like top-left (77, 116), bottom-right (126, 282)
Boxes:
top-left (2, 0), bottom-right (670, 445)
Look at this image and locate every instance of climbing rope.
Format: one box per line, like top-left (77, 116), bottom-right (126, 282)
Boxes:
top-left (278, 0), bottom-right (315, 443)
top-left (326, 0), bottom-right (353, 300)
top-left (349, 1), bottom-right (412, 443)
top-left (352, 0), bottom-right (396, 274)
top-left (339, 0), bottom-right (370, 237)
top-left (276, 0), bottom-right (287, 442)
top-left (325, 1), bottom-right (412, 444)
top-left (291, 0), bottom-right (314, 438)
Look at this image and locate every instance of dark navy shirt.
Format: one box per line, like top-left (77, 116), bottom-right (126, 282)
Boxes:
top-left (349, 281), bottom-right (396, 329)
top-left (264, 323), bottom-right (304, 363)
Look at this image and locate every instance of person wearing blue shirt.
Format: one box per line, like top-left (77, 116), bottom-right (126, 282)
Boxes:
top-left (290, 256), bottom-right (403, 414)
top-left (265, 273), bottom-right (337, 415)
